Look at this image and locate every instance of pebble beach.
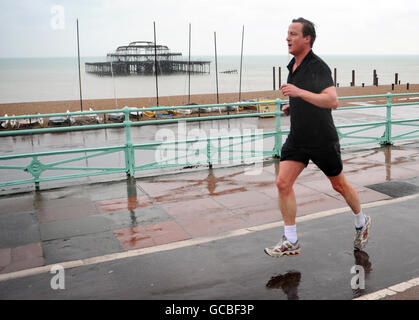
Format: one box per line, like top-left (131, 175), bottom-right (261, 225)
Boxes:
top-left (0, 84), bottom-right (418, 117)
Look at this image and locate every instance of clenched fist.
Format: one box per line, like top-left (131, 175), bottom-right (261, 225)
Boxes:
top-left (280, 84), bottom-right (302, 98)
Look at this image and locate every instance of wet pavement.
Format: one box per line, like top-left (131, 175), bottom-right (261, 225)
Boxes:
top-left (0, 142), bottom-right (419, 299)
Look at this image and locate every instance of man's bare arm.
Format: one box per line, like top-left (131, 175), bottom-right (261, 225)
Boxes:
top-left (281, 84), bottom-right (338, 109)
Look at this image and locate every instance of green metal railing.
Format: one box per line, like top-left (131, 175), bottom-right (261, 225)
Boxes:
top-left (336, 92), bottom-right (419, 146)
top-left (0, 92), bottom-right (418, 190)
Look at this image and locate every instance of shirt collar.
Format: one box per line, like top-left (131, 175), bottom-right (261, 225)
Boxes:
top-left (287, 49), bottom-right (314, 72)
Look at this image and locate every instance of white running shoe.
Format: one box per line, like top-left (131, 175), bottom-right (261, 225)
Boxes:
top-left (354, 215), bottom-right (372, 250)
top-left (264, 235), bottom-right (301, 257)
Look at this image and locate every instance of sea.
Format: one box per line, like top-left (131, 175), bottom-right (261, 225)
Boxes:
top-left (0, 55), bottom-right (418, 104)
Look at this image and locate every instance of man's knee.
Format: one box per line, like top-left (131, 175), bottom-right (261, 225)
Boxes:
top-left (276, 177), bottom-right (293, 195)
top-left (331, 180), bottom-right (344, 194)
top-left (331, 176), bottom-right (352, 195)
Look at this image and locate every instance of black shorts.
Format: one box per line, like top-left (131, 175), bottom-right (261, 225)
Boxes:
top-left (280, 140), bottom-right (343, 177)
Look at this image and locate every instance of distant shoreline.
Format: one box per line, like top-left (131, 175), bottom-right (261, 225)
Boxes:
top-left (0, 84), bottom-right (418, 116)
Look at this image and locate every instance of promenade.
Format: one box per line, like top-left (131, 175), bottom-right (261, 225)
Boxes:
top-left (0, 140), bottom-right (418, 300)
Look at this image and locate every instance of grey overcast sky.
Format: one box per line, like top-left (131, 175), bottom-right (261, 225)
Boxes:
top-left (1, 0), bottom-right (418, 58)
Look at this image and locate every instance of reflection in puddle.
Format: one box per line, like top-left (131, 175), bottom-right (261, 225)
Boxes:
top-left (349, 145), bottom-right (419, 180)
top-left (354, 249), bottom-right (372, 273)
top-left (266, 270), bottom-right (301, 300)
top-left (149, 165), bottom-right (278, 201)
top-left (127, 177), bottom-right (138, 227)
top-left (149, 168), bottom-right (248, 200)
top-left (352, 249), bottom-right (373, 298)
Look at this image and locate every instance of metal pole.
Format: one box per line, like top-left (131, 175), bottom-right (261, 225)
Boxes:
top-left (382, 92), bottom-right (393, 145)
top-left (188, 23), bottom-right (191, 105)
top-left (214, 32), bottom-right (219, 104)
top-left (123, 107), bottom-right (135, 176)
top-left (239, 25), bottom-right (244, 102)
top-left (153, 22), bottom-right (159, 106)
top-left (76, 19), bottom-right (83, 112)
top-left (110, 60), bottom-right (118, 108)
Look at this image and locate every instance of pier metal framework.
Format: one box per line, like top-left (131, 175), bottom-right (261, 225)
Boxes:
top-left (85, 41), bottom-right (210, 76)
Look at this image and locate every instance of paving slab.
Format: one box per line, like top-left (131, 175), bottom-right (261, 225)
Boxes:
top-left (0, 195), bottom-right (35, 215)
top-left (42, 231), bottom-right (123, 265)
top-left (0, 211), bottom-right (40, 248)
top-left (39, 206), bottom-right (172, 241)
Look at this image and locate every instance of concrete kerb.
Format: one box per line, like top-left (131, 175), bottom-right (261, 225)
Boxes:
top-left (354, 277), bottom-right (419, 300)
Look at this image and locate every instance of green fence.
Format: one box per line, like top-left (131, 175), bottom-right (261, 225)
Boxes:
top-left (0, 92), bottom-right (418, 190)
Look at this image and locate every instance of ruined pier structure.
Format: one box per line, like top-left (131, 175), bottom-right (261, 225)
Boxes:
top-left (85, 41), bottom-right (211, 76)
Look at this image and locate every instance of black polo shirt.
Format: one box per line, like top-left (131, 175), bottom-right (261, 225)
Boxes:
top-left (286, 50), bottom-right (338, 147)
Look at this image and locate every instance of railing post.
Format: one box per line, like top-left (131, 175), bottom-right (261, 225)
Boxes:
top-left (274, 99), bottom-right (282, 158)
top-left (123, 106), bottom-right (135, 176)
top-left (25, 156), bottom-right (44, 191)
top-left (382, 92), bottom-right (393, 145)
top-left (207, 136), bottom-right (212, 169)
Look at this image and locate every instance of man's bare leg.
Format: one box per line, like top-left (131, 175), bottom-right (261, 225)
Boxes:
top-left (264, 160), bottom-right (306, 257)
top-left (328, 171), bottom-right (361, 214)
top-left (276, 160), bottom-right (306, 225)
top-left (328, 171), bottom-right (372, 250)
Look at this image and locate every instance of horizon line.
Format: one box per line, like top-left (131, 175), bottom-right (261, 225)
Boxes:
top-left (1, 53), bottom-right (419, 59)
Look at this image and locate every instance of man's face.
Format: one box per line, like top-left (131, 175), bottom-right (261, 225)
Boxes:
top-left (286, 22), bottom-right (311, 56)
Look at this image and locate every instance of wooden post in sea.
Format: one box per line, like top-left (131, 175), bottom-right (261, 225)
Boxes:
top-left (395, 73), bottom-right (398, 86)
top-left (278, 67), bottom-right (281, 88)
top-left (273, 67), bottom-right (276, 90)
top-left (334, 68), bottom-right (337, 87)
top-left (351, 70), bottom-right (355, 87)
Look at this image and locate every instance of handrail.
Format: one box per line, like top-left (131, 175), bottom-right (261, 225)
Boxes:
top-left (1, 92), bottom-right (419, 190)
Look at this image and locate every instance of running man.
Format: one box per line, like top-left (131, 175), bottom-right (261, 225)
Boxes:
top-left (265, 18), bottom-right (371, 257)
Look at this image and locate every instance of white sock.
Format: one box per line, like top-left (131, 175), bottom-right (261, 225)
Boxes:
top-left (284, 225), bottom-right (298, 244)
top-left (353, 210), bottom-right (366, 229)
